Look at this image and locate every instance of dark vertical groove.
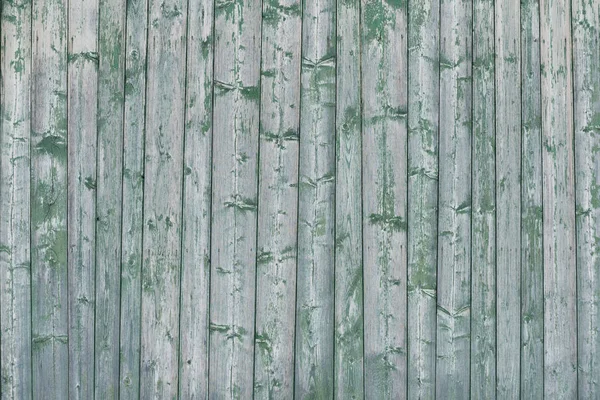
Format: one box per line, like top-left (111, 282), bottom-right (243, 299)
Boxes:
top-left (405, 0), bottom-right (410, 396)
top-left (537, 0), bottom-right (545, 393)
top-left (469, 0), bottom-right (474, 394)
top-left (176, 0), bottom-right (192, 395)
top-left (251, 0), bottom-right (265, 396)
top-left (65, 0), bottom-right (70, 393)
top-left (358, 0), bottom-right (364, 395)
top-left (331, 0), bottom-right (338, 397)
top-left (206, 0), bottom-right (217, 395)
top-left (92, 0), bottom-right (102, 396)
top-left (29, 0), bottom-right (35, 396)
top-left (117, 0), bottom-right (129, 393)
top-left (292, 1), bottom-right (305, 397)
top-left (136, 0), bottom-right (152, 394)
top-left (434, 0), bottom-right (441, 395)
top-left (569, 0), bottom-right (578, 394)
top-left (518, 0), bottom-right (523, 394)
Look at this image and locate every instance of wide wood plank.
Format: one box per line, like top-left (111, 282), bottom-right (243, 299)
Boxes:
top-left (520, 0), bottom-right (544, 397)
top-left (334, 0), bottom-right (363, 397)
top-left (0, 0), bottom-right (32, 397)
top-left (30, 0), bottom-right (69, 396)
top-left (118, 0), bottom-right (149, 398)
top-left (139, 0), bottom-right (187, 397)
top-left (253, 0), bottom-right (301, 398)
top-left (294, 0), bottom-right (336, 397)
top-left (361, 1), bottom-right (408, 398)
top-left (573, 0), bottom-right (600, 397)
top-left (407, 0), bottom-right (439, 396)
top-left (67, 0), bottom-right (99, 396)
top-left (208, 0), bottom-right (262, 397)
top-left (495, 1), bottom-right (521, 397)
top-left (470, 0), bottom-right (495, 396)
top-left (178, 0), bottom-right (213, 397)
top-left (94, 0), bottom-right (126, 396)
top-left (436, 0), bottom-right (472, 395)
top-left (540, 0), bottom-right (577, 396)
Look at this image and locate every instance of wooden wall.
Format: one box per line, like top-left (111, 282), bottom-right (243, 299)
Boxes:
top-left (0, 0), bottom-right (598, 398)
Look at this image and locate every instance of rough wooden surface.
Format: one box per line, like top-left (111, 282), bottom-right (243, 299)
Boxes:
top-left (2, 1), bottom-right (600, 398)
top-left (471, 0), bottom-right (495, 396)
top-left (0, 0), bottom-right (32, 398)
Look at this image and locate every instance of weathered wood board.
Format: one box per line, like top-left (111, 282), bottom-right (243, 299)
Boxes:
top-left (0, 0), bottom-right (598, 398)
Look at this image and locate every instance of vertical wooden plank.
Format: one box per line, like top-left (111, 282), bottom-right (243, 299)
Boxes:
top-left (178, 0), bottom-right (213, 397)
top-left (0, 0), bottom-right (32, 397)
top-left (119, 0), bottom-right (148, 397)
top-left (208, 0), bottom-right (261, 396)
top-left (335, 0), bottom-right (363, 397)
top-left (294, 0), bottom-right (336, 397)
top-left (94, 0), bottom-right (126, 396)
top-left (407, 0), bottom-right (439, 396)
top-left (435, 0), bottom-right (472, 395)
top-left (253, 0), bottom-right (301, 398)
top-left (573, 0), bottom-right (600, 396)
top-left (470, 0), bottom-right (495, 396)
top-left (30, 0), bottom-right (69, 395)
top-left (540, 0), bottom-right (577, 396)
top-left (139, 0), bottom-right (187, 396)
top-left (520, 0), bottom-right (544, 396)
top-left (67, 0), bottom-right (99, 396)
top-left (495, 0), bottom-right (521, 398)
top-left (361, 0), bottom-right (408, 398)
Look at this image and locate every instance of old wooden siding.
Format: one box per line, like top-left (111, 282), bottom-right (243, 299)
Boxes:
top-left (0, 0), bottom-right (599, 398)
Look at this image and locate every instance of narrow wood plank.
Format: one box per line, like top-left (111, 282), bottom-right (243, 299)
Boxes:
top-left (573, 0), bottom-right (600, 396)
top-left (334, 0), bottom-right (363, 397)
top-left (361, 1), bottom-right (408, 398)
top-left (435, 0), bottom-right (472, 395)
top-left (470, 0), bottom-right (495, 396)
top-left (139, 0), bottom-right (187, 397)
top-left (495, 1), bottom-right (521, 397)
top-left (0, 0), bottom-right (32, 397)
top-left (521, 0), bottom-right (544, 396)
top-left (118, 0), bottom-right (148, 397)
top-left (253, 0), bottom-right (301, 398)
top-left (208, 0), bottom-right (262, 397)
top-left (540, 0), bottom-right (577, 396)
top-left (30, 0), bottom-right (69, 396)
top-left (407, 0), bottom-right (439, 396)
top-left (94, 0), bottom-right (126, 396)
top-left (178, 0), bottom-right (213, 397)
top-left (294, 0), bottom-right (336, 397)
top-left (67, 0), bottom-right (99, 396)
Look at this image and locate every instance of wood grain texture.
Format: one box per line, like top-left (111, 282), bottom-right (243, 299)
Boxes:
top-left (0, 0), bottom-right (32, 397)
top-left (436, 0), bottom-right (472, 396)
top-left (118, 0), bottom-right (148, 398)
top-left (209, 0), bottom-right (262, 397)
top-left (495, 0), bottom-right (521, 397)
top-left (540, 0), bottom-right (577, 397)
top-left (139, 0), bottom-right (187, 397)
top-left (294, 0), bottom-right (336, 397)
top-left (335, 0), bottom-right (363, 397)
top-left (362, 1), bottom-right (408, 398)
top-left (178, 0), bottom-right (213, 397)
top-left (30, 0), bottom-right (69, 397)
top-left (253, 0), bottom-right (301, 398)
top-left (471, 0), bottom-right (495, 396)
top-left (407, 0), bottom-right (439, 396)
top-left (94, 0), bottom-right (126, 397)
top-left (67, 0), bottom-right (99, 396)
top-left (574, 0), bottom-right (600, 396)
top-left (5, 1), bottom-right (600, 398)
top-left (521, 0), bottom-right (544, 397)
